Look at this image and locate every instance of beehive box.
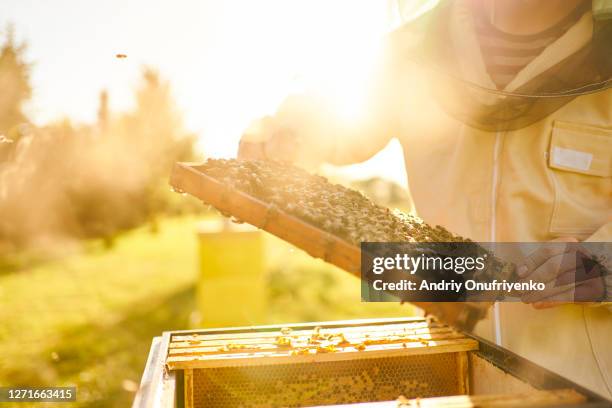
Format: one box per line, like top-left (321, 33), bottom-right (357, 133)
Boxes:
top-left (132, 318), bottom-right (608, 408)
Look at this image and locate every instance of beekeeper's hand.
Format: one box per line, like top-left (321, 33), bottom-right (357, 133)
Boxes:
top-left (238, 94), bottom-right (334, 167)
top-left (516, 237), bottom-right (607, 308)
top-left (238, 116), bottom-right (301, 162)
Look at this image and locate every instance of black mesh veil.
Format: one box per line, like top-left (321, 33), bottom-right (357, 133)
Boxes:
top-left (402, 1), bottom-right (612, 131)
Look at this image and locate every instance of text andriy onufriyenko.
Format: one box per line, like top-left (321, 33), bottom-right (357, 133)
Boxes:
top-left (371, 279), bottom-right (545, 293)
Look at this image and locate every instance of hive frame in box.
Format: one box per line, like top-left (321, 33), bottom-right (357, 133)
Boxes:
top-left (169, 162), bottom-right (491, 331)
top-left (170, 162), bottom-right (361, 273)
top-left (132, 318), bottom-right (611, 408)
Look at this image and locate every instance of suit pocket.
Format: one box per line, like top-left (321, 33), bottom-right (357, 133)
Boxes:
top-left (547, 121), bottom-right (612, 237)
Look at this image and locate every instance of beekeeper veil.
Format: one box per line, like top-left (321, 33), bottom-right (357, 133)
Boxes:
top-left (395, 0), bottom-right (612, 132)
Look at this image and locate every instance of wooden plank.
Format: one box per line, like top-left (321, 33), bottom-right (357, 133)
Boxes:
top-left (456, 351), bottom-right (469, 395)
top-left (469, 353), bottom-right (537, 395)
top-left (169, 328), bottom-right (457, 350)
top-left (131, 337), bottom-right (163, 408)
top-left (170, 327), bottom-right (456, 350)
top-left (132, 332), bottom-right (174, 408)
top-left (160, 371), bottom-right (177, 408)
top-left (168, 333), bottom-right (467, 355)
top-left (168, 331), bottom-right (467, 357)
top-left (183, 369), bottom-right (194, 408)
top-left (404, 389), bottom-right (585, 407)
top-left (170, 321), bottom-right (446, 342)
top-left (310, 389), bottom-right (585, 407)
top-left (167, 316), bottom-right (427, 337)
top-left (166, 338), bottom-right (479, 370)
top-left (172, 320), bottom-right (440, 335)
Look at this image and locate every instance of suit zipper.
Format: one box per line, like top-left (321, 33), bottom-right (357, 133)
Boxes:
top-left (492, 131), bottom-right (503, 346)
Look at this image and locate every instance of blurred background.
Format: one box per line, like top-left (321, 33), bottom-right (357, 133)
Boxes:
top-left (0, 1), bottom-right (434, 406)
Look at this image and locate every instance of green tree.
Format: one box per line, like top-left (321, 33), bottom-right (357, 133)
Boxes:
top-left (111, 67), bottom-right (196, 225)
top-left (0, 24), bottom-right (31, 143)
top-left (121, 67), bottom-right (193, 169)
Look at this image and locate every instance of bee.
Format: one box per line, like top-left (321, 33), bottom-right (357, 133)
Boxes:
top-left (310, 326), bottom-right (323, 341)
top-left (275, 336), bottom-right (292, 348)
top-left (226, 343), bottom-right (248, 350)
top-left (335, 333), bottom-right (350, 347)
top-left (315, 345), bottom-right (336, 353)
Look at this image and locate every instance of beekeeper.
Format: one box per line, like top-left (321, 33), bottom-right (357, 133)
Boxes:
top-left (238, 0), bottom-right (612, 399)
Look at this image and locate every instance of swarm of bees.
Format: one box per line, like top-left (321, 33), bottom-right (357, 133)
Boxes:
top-left (199, 159), bottom-right (523, 288)
top-left (271, 326), bottom-right (425, 355)
top-left (199, 159), bottom-right (468, 245)
top-left (273, 327), bottom-right (356, 354)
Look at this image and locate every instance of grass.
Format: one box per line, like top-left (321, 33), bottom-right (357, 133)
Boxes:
top-left (0, 216), bottom-right (413, 407)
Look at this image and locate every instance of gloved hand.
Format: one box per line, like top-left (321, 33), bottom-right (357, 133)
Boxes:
top-left (516, 237), bottom-right (607, 308)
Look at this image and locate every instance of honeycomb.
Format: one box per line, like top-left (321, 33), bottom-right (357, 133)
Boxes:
top-left (197, 158), bottom-right (465, 244)
top-left (195, 159), bottom-right (514, 285)
top-left (191, 353), bottom-right (461, 407)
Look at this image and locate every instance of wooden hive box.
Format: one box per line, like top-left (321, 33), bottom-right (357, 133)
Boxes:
top-left (133, 318), bottom-right (608, 408)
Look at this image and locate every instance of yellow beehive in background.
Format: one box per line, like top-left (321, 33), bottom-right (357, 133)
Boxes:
top-left (197, 219), bottom-right (266, 327)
